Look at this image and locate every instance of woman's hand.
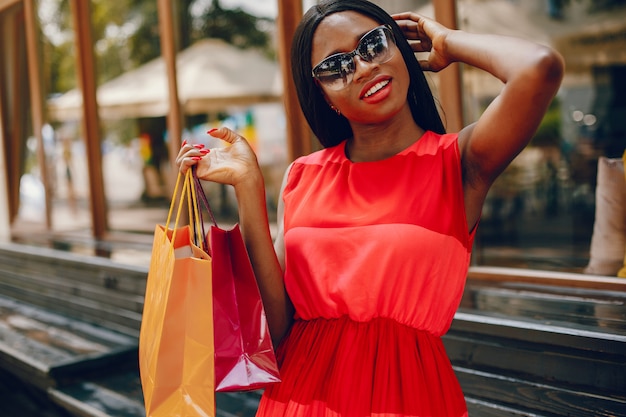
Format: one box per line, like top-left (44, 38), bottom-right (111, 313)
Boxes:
top-left (392, 12), bottom-right (454, 72)
top-left (175, 127), bottom-right (262, 189)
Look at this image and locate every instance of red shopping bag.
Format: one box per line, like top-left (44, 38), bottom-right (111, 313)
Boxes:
top-left (192, 170), bottom-right (281, 392)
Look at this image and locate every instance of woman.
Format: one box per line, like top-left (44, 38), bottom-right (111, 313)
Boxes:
top-left (177, 0), bottom-right (564, 415)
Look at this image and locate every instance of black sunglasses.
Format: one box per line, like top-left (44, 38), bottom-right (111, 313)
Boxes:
top-left (312, 25), bottom-right (396, 91)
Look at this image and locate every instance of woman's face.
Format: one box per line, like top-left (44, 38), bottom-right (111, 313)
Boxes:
top-left (311, 11), bottom-right (410, 125)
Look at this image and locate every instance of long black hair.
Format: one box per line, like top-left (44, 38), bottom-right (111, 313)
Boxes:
top-left (291, 0), bottom-right (446, 148)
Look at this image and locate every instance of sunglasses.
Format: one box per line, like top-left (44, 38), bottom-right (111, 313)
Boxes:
top-left (312, 25), bottom-right (396, 91)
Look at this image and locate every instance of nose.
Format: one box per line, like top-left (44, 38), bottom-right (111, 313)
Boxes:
top-left (352, 54), bottom-right (378, 82)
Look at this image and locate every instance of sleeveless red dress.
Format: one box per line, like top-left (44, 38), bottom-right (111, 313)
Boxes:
top-left (256, 131), bottom-right (474, 417)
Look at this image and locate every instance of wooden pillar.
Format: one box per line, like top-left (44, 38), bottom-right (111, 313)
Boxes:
top-left (0, 10), bottom-right (7, 240)
top-left (0, 3), bottom-right (24, 223)
top-left (157, 0), bottom-right (183, 193)
top-left (8, 11), bottom-right (25, 222)
top-left (277, 0), bottom-right (311, 161)
top-left (0, 12), bottom-right (11, 238)
top-left (433, 0), bottom-right (463, 133)
top-left (24, 0), bottom-right (52, 229)
top-left (0, 11), bottom-right (9, 240)
top-left (0, 108), bottom-right (8, 241)
top-left (70, 0), bottom-right (108, 238)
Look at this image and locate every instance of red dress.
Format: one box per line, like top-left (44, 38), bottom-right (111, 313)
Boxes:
top-left (257, 131), bottom-right (474, 417)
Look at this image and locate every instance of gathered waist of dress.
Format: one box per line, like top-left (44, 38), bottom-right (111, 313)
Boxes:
top-left (279, 315), bottom-right (444, 356)
top-left (289, 313), bottom-right (448, 338)
top-left (264, 314), bottom-right (467, 417)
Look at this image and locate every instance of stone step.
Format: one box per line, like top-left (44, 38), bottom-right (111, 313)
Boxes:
top-left (49, 369), bottom-right (145, 417)
top-left (457, 366), bottom-right (626, 417)
top-left (0, 295), bottom-right (137, 391)
top-left (443, 274), bottom-right (626, 416)
top-left (0, 242), bottom-right (148, 337)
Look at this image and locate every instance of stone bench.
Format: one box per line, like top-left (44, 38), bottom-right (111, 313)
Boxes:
top-left (444, 267), bottom-right (626, 416)
top-left (0, 241), bottom-right (147, 338)
top-left (0, 241), bottom-right (260, 417)
top-left (2, 240), bottom-right (625, 417)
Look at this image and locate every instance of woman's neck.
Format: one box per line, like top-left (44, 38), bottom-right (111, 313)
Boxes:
top-left (346, 106), bottom-right (425, 163)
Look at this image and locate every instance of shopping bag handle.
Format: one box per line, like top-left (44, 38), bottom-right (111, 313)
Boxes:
top-left (164, 169), bottom-right (202, 247)
top-left (189, 167), bottom-right (220, 254)
top-left (189, 166), bottom-right (209, 251)
top-left (191, 167), bottom-right (218, 227)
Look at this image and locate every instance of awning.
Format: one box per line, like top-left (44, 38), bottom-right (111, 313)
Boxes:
top-left (48, 38), bottom-right (283, 121)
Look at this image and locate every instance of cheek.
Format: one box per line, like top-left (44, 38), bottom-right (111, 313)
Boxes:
top-left (393, 57), bottom-right (411, 90)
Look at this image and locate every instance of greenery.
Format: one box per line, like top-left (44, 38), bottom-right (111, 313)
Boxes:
top-left (549, 0), bottom-right (626, 19)
top-left (41, 0), bottom-right (274, 95)
top-left (530, 99), bottom-right (562, 148)
top-left (193, 0), bottom-right (274, 58)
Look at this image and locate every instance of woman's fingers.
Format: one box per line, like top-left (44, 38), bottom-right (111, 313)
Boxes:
top-left (393, 13), bottom-right (435, 57)
top-left (417, 59), bottom-right (435, 72)
top-left (392, 11), bottom-right (419, 21)
top-left (175, 141), bottom-right (209, 174)
top-left (392, 12), bottom-right (443, 43)
top-left (206, 126), bottom-right (242, 145)
top-left (392, 12), bottom-right (424, 36)
top-left (407, 39), bottom-right (432, 53)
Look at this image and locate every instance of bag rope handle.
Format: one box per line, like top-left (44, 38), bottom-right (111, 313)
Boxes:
top-left (189, 166), bottom-right (206, 250)
top-left (163, 170), bottom-right (199, 247)
top-left (190, 166), bottom-right (218, 253)
top-left (191, 166), bottom-right (218, 227)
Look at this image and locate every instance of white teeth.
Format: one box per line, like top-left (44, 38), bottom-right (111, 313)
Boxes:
top-left (364, 80), bottom-right (390, 98)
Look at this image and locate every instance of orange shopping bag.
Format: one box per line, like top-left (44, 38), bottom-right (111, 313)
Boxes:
top-left (139, 169), bottom-right (215, 417)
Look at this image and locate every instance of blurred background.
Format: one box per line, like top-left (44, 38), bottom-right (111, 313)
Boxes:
top-left (1, 0), bottom-right (625, 273)
top-left (1, 1), bottom-right (625, 416)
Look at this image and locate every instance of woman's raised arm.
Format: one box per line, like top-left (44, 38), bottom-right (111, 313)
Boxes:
top-left (394, 12), bottom-right (564, 230)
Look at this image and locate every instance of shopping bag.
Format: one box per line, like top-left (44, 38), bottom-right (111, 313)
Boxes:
top-left (139, 170), bottom-right (215, 417)
top-left (192, 171), bottom-right (281, 392)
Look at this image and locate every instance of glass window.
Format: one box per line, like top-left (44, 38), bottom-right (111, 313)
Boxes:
top-left (410, 0), bottom-right (626, 275)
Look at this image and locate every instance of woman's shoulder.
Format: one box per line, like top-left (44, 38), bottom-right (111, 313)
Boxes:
top-left (406, 130), bottom-right (459, 156)
top-left (424, 130), bottom-right (458, 147)
top-left (293, 141), bottom-right (346, 166)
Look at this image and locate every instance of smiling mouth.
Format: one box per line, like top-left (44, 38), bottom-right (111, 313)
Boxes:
top-left (363, 80), bottom-right (390, 98)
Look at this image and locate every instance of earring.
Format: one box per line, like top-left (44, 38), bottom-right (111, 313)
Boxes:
top-left (330, 104), bottom-right (341, 116)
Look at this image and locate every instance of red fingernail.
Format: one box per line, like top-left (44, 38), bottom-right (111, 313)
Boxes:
top-left (191, 156), bottom-right (202, 161)
top-left (193, 144), bottom-right (205, 149)
top-left (181, 139), bottom-right (187, 147)
top-left (200, 149), bottom-right (210, 154)
top-left (207, 128), bottom-right (218, 134)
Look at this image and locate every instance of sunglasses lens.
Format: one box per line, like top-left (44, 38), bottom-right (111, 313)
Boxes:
top-left (313, 55), bottom-right (355, 90)
top-left (359, 28), bottom-right (392, 64)
top-left (312, 26), bottom-right (395, 91)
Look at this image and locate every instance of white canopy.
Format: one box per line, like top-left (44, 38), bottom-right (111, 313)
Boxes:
top-left (48, 38), bottom-right (283, 121)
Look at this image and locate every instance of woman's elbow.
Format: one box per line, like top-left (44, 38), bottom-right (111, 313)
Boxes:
top-left (533, 46), bottom-right (565, 91)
